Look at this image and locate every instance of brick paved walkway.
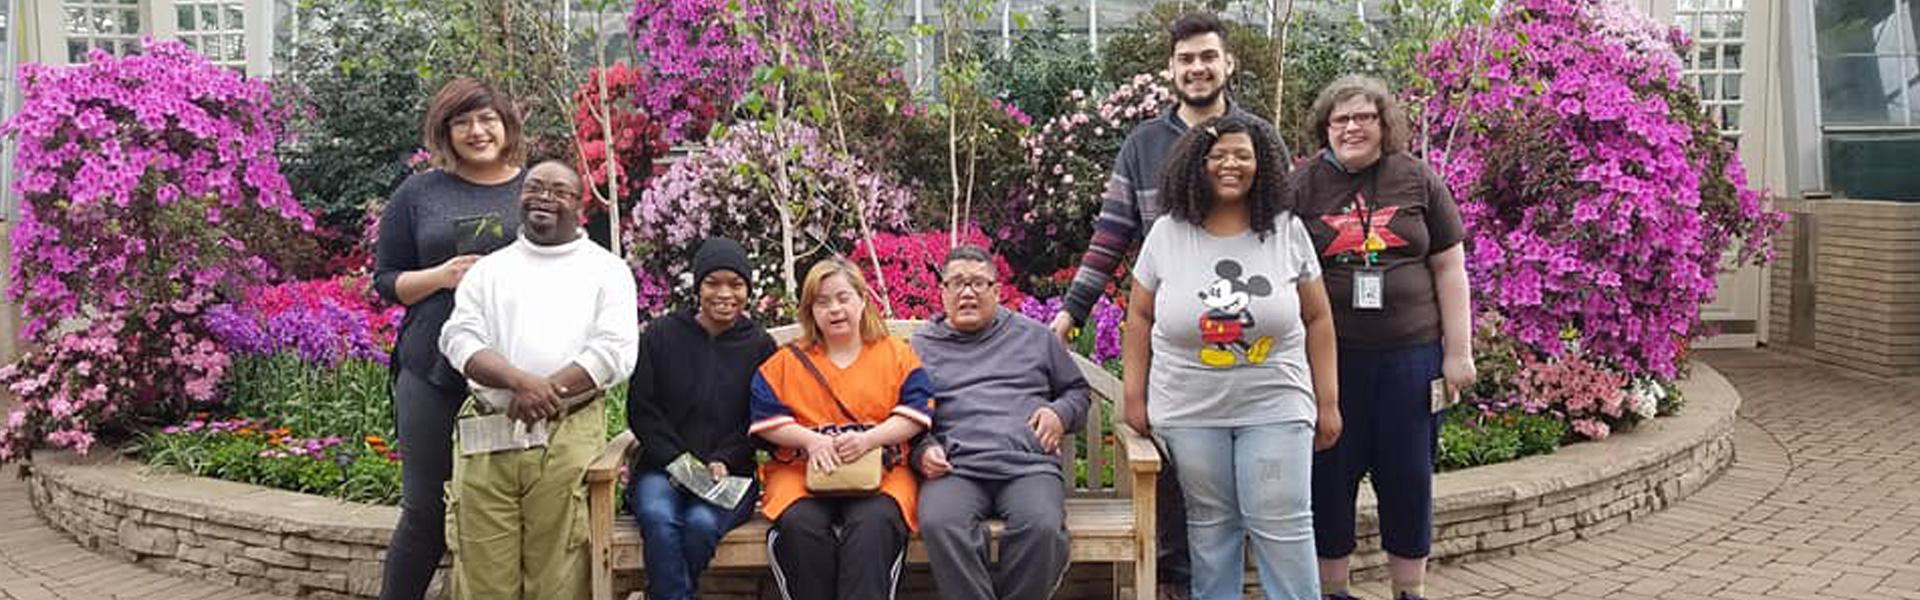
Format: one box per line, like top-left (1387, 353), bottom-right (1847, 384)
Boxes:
top-left (0, 471), bottom-right (291, 600)
top-left (1345, 349), bottom-right (1920, 599)
top-left (4, 349), bottom-right (1916, 600)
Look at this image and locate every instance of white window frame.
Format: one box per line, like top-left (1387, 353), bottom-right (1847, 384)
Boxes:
top-left (32, 0), bottom-right (272, 75)
top-left (1678, 0), bottom-right (1750, 139)
top-left (173, 0), bottom-right (248, 69)
top-left (1808, 0), bottom-right (1920, 130)
top-left (2, 0), bottom-right (20, 220)
top-left (55, 0), bottom-right (145, 65)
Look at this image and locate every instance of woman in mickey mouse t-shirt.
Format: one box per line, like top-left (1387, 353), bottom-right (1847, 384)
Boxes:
top-left (1288, 75), bottom-right (1475, 600)
top-left (1121, 112), bottom-right (1339, 600)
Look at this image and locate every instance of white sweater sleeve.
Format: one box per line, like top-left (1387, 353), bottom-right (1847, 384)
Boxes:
top-left (569, 259), bottom-right (641, 390)
top-left (439, 261), bottom-right (495, 377)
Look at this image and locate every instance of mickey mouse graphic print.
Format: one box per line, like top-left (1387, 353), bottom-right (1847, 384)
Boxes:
top-left (1134, 213), bottom-right (1324, 428)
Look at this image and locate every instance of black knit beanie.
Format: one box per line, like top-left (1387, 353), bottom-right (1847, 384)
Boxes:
top-left (691, 237), bottom-right (753, 290)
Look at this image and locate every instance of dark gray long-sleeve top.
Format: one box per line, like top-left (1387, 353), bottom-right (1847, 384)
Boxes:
top-left (909, 311), bottom-right (1092, 482)
top-left (372, 169), bottom-right (524, 392)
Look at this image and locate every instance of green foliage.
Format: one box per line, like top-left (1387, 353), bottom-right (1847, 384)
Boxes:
top-left (1466, 312), bottom-right (1527, 403)
top-left (277, 0), bottom-right (584, 249)
top-left (141, 429), bottom-right (404, 505)
top-left (1437, 406), bottom-right (1568, 472)
top-left (429, 0), bottom-right (581, 157)
top-left (224, 354), bottom-right (394, 441)
top-left (1379, 0), bottom-right (1501, 89)
top-left (276, 0), bottom-right (440, 243)
top-left (1657, 379), bottom-right (1685, 417)
top-left (1272, 8), bottom-right (1383, 155)
top-left (980, 8), bottom-right (1103, 124)
top-left (138, 343), bottom-right (632, 504)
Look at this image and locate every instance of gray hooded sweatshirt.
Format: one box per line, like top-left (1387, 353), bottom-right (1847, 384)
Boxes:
top-left (909, 311), bottom-right (1092, 481)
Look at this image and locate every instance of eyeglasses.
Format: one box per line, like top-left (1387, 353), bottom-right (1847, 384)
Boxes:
top-left (524, 181), bottom-right (579, 204)
top-left (941, 279), bottom-right (997, 294)
top-left (1329, 112), bottom-right (1380, 128)
top-left (450, 112), bottom-right (503, 132)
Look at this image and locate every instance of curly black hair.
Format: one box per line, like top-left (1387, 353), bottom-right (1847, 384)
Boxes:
top-left (1157, 113), bottom-right (1290, 239)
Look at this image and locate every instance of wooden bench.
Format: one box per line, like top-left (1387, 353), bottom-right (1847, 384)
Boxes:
top-left (585, 320), bottom-right (1161, 600)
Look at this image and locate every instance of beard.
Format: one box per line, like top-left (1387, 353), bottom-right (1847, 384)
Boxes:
top-left (1175, 76), bottom-right (1227, 109)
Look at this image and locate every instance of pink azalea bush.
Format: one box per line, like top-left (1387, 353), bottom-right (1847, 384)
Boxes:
top-left (625, 120), bottom-right (914, 315)
top-left (627, 0), bottom-right (841, 143)
top-left (1511, 350), bottom-right (1630, 441)
top-left (0, 40), bottom-right (312, 460)
top-left (847, 228), bottom-right (1027, 320)
top-left (1419, 0), bottom-right (1781, 379)
top-left (1003, 74), bottom-right (1175, 288)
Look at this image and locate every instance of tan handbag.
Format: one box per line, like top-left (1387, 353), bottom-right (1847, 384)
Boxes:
top-left (785, 344), bottom-right (886, 495)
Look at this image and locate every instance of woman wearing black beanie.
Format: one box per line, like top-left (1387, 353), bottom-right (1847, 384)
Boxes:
top-left (623, 237), bottom-right (775, 600)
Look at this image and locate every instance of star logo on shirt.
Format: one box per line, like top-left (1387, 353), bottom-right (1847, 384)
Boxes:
top-left (1320, 200), bottom-right (1406, 257)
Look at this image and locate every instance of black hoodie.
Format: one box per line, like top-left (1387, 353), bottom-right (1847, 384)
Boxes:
top-left (626, 309), bottom-right (777, 476)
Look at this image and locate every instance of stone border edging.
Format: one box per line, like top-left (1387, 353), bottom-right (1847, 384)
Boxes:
top-left (24, 362), bottom-right (1740, 598)
top-left (1345, 361), bottom-right (1740, 576)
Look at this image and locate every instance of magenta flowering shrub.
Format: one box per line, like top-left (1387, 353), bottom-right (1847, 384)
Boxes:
top-left (203, 276), bottom-right (399, 366)
top-left (625, 120), bottom-right (914, 315)
top-left (627, 0), bottom-right (841, 143)
top-left (847, 228), bottom-right (1026, 320)
top-left (1418, 0), bottom-right (1781, 378)
top-left (0, 40), bottom-right (312, 460)
top-left (1017, 295), bottom-right (1125, 365)
top-left (1002, 75), bottom-right (1174, 288)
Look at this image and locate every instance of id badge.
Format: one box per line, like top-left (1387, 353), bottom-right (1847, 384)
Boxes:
top-left (1353, 268), bottom-right (1385, 311)
top-left (1430, 377), bottom-right (1457, 413)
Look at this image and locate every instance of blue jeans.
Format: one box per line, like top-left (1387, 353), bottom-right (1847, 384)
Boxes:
top-left (1157, 422), bottom-right (1318, 600)
top-left (625, 470), bottom-right (761, 600)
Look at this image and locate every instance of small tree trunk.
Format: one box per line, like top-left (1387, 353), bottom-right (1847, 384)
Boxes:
top-left (1270, 0), bottom-right (1296, 128)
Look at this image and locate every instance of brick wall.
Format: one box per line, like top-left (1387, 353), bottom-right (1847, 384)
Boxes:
top-left (1768, 199), bottom-right (1920, 377)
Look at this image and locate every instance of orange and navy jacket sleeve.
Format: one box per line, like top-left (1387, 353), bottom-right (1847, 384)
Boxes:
top-left (749, 358), bottom-right (796, 435)
top-left (891, 340), bottom-right (935, 429)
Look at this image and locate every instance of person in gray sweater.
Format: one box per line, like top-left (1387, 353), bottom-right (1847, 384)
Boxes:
top-left (909, 246), bottom-right (1092, 600)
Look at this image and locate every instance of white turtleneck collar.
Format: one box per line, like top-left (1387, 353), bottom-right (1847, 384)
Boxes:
top-left (517, 228), bottom-right (591, 256)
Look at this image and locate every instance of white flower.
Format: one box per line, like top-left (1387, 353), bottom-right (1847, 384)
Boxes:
top-left (1629, 377), bottom-right (1663, 420)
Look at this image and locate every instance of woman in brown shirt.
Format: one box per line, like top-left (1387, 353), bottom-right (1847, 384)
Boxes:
top-left (1289, 75), bottom-right (1476, 600)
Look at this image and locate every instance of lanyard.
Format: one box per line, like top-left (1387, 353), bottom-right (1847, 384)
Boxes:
top-left (1325, 150), bottom-right (1385, 267)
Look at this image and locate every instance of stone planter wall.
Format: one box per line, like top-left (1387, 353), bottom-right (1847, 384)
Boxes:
top-left (26, 455), bottom-right (409, 599)
top-left (27, 363), bottom-right (1739, 599)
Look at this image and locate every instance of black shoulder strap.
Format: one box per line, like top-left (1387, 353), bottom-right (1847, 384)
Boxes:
top-left (785, 343), bottom-right (861, 424)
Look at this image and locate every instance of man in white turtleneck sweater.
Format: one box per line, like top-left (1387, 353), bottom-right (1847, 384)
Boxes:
top-left (438, 160), bottom-right (638, 600)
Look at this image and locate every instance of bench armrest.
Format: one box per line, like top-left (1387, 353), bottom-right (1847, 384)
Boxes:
top-left (1116, 422), bottom-right (1160, 475)
top-left (1116, 421), bottom-right (1158, 597)
top-left (588, 430), bottom-right (636, 483)
top-left (588, 430), bottom-right (636, 600)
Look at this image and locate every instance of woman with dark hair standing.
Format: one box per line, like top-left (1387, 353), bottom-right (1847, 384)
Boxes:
top-left (1122, 113), bottom-right (1340, 600)
top-left (372, 77), bottom-right (528, 600)
top-left (1292, 74), bottom-right (1474, 600)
